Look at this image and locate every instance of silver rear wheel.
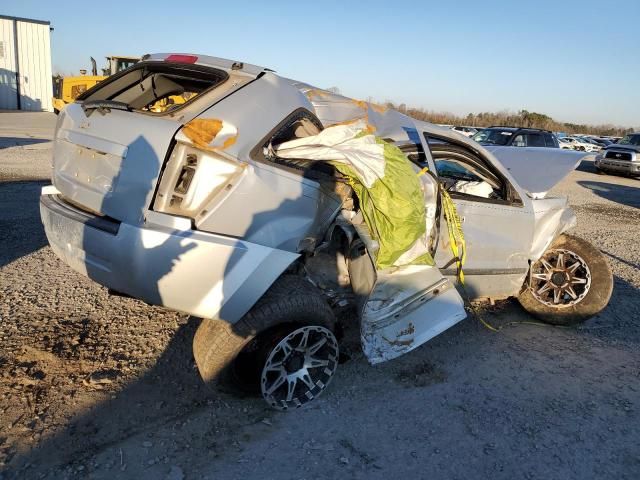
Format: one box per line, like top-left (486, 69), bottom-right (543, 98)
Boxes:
top-left (261, 326), bottom-right (339, 411)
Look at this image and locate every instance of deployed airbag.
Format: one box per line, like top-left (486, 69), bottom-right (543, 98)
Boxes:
top-left (275, 120), bottom-right (434, 270)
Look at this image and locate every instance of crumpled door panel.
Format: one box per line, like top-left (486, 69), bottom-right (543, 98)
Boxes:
top-left (349, 239), bottom-right (467, 365)
top-left (359, 264), bottom-right (467, 364)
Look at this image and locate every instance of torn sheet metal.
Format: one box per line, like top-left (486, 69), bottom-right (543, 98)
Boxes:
top-left (529, 196), bottom-right (577, 260)
top-left (273, 115), bottom-right (467, 364)
top-left (361, 265), bottom-right (467, 364)
top-left (484, 146), bottom-right (588, 198)
top-left (292, 83), bottom-right (419, 144)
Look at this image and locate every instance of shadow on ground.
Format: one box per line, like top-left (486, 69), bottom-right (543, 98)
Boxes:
top-left (578, 180), bottom-right (640, 208)
top-left (5, 317), bottom-right (235, 478)
top-left (565, 275), bottom-right (639, 345)
top-left (603, 251), bottom-right (640, 272)
top-left (576, 158), bottom-right (598, 174)
top-left (0, 181), bottom-right (48, 268)
top-left (7, 270), bottom-right (639, 479)
top-left (0, 138), bottom-right (50, 149)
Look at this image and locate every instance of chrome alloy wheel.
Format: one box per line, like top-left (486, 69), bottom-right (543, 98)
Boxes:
top-left (261, 326), bottom-right (338, 411)
top-left (530, 248), bottom-right (592, 308)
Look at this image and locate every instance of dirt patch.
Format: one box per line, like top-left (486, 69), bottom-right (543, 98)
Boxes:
top-left (394, 361), bottom-right (447, 388)
top-left (1, 114), bottom-right (639, 479)
top-left (573, 203), bottom-right (639, 222)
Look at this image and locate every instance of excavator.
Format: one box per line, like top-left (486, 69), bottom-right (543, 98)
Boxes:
top-left (52, 55), bottom-right (140, 113)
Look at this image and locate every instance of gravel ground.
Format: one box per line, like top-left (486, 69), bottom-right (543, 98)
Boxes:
top-left (0, 113), bottom-right (639, 479)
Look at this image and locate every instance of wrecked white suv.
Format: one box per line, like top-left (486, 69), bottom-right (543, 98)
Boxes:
top-left (40, 53), bottom-right (613, 410)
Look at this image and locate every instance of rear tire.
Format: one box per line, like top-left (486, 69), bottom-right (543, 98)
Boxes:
top-left (518, 234), bottom-right (613, 325)
top-left (193, 275), bottom-right (336, 394)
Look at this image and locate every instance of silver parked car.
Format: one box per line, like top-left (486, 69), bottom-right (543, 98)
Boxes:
top-left (40, 53), bottom-right (613, 410)
top-left (595, 132), bottom-right (640, 177)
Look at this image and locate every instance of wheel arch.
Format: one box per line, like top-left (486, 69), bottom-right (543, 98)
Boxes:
top-left (193, 274), bottom-right (336, 387)
top-left (214, 246), bottom-right (301, 325)
top-left (530, 205), bottom-right (577, 262)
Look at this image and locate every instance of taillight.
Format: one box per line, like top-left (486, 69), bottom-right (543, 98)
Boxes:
top-left (154, 117), bottom-right (243, 220)
top-left (153, 143), bottom-right (245, 219)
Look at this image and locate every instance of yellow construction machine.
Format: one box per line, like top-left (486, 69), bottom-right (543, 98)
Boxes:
top-left (52, 55), bottom-right (140, 113)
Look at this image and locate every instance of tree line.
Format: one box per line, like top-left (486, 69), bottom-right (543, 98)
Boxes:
top-left (384, 103), bottom-right (633, 137)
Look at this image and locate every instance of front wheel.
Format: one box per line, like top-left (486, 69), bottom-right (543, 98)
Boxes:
top-left (518, 234), bottom-right (613, 325)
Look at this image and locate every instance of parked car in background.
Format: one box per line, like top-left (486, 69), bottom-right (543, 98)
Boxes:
top-left (578, 137), bottom-right (603, 152)
top-left (558, 137), bottom-right (575, 150)
top-left (594, 132), bottom-right (640, 177)
top-left (564, 137), bottom-right (598, 152)
top-left (451, 126), bottom-right (478, 137)
top-left (594, 138), bottom-right (613, 147)
top-left (472, 127), bottom-right (559, 148)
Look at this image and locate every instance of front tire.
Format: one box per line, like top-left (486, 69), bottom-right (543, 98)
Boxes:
top-left (518, 234), bottom-right (613, 325)
top-left (192, 275), bottom-right (337, 405)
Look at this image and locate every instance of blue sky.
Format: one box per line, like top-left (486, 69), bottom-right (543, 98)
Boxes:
top-left (4, 0), bottom-right (639, 127)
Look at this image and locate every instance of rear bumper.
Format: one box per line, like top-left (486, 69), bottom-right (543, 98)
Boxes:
top-left (40, 191), bottom-right (299, 321)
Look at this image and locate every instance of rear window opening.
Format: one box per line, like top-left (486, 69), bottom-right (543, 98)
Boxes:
top-left (78, 62), bottom-right (229, 114)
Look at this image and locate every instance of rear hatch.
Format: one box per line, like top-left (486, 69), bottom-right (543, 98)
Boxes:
top-left (52, 56), bottom-right (257, 225)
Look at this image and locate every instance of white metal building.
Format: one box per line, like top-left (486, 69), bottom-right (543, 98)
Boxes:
top-left (0, 15), bottom-right (53, 112)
